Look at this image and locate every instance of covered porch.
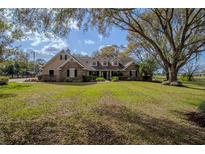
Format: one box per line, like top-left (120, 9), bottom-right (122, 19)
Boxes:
top-left (89, 70), bottom-right (136, 80)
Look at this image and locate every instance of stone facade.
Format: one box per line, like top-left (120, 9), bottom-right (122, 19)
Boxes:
top-left (42, 51), bottom-right (71, 81)
top-left (122, 63), bottom-right (140, 80)
top-left (59, 59), bottom-right (87, 82)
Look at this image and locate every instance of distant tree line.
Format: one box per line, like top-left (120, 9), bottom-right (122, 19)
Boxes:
top-left (0, 49), bottom-right (46, 78)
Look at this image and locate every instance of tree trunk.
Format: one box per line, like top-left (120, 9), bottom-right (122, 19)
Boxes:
top-left (168, 66), bottom-right (178, 83)
top-left (188, 74), bottom-right (193, 81)
top-left (163, 66), bottom-right (169, 81)
top-left (166, 72), bottom-right (169, 81)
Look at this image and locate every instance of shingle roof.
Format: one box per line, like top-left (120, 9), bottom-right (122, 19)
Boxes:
top-left (45, 49), bottom-right (135, 71)
top-left (75, 56), bottom-right (135, 71)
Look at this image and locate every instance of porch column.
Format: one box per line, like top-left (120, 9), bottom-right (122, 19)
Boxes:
top-left (110, 71), bottom-right (112, 79)
top-left (99, 71), bottom-right (101, 77)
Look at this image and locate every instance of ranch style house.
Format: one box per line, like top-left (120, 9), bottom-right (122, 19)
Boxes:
top-left (41, 49), bottom-right (139, 82)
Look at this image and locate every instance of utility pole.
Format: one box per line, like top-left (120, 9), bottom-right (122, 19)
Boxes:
top-left (31, 51), bottom-right (36, 75)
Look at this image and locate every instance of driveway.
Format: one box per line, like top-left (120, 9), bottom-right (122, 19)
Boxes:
top-left (9, 78), bottom-right (30, 83)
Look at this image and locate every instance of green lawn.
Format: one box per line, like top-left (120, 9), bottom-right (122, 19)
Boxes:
top-left (0, 81), bottom-right (205, 144)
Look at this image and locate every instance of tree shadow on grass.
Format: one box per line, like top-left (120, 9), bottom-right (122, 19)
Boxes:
top-left (181, 85), bottom-right (205, 91)
top-left (83, 120), bottom-right (128, 144)
top-left (94, 98), bottom-right (205, 144)
top-left (179, 101), bottom-right (205, 128)
top-left (0, 93), bottom-right (17, 99)
top-left (0, 84), bottom-right (31, 90)
top-left (0, 116), bottom-right (94, 145)
top-left (1, 98), bottom-right (205, 144)
top-left (45, 82), bottom-right (97, 86)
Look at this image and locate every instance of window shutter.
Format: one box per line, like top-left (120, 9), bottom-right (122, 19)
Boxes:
top-left (75, 69), bottom-right (77, 77)
top-left (67, 70), bottom-right (69, 77)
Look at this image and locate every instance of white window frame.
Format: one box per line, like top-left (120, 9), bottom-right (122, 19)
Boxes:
top-left (69, 68), bottom-right (75, 78)
top-left (112, 60), bottom-right (119, 66)
top-left (102, 61), bottom-right (108, 66)
top-left (92, 61), bottom-right (97, 66)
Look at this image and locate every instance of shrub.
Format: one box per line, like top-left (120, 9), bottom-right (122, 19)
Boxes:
top-left (37, 75), bottom-right (43, 81)
top-left (161, 80), bottom-right (170, 85)
top-left (0, 76), bottom-right (9, 85)
top-left (83, 75), bottom-right (96, 82)
top-left (111, 76), bottom-right (119, 82)
top-left (180, 74), bottom-right (189, 81)
top-left (96, 77), bottom-right (105, 82)
top-left (199, 102), bottom-right (205, 113)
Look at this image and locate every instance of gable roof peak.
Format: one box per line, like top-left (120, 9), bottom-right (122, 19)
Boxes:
top-left (60, 48), bottom-right (71, 54)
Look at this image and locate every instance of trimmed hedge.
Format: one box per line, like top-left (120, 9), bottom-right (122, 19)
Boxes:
top-left (96, 77), bottom-right (105, 82)
top-left (0, 76), bottom-right (9, 85)
top-left (82, 75), bottom-right (96, 82)
top-left (112, 76), bottom-right (119, 82)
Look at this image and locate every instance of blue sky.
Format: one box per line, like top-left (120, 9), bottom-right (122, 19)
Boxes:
top-left (14, 23), bottom-right (128, 61)
top-left (13, 22), bottom-right (205, 66)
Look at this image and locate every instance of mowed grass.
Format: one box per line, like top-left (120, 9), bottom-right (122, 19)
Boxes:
top-left (0, 81), bottom-right (205, 144)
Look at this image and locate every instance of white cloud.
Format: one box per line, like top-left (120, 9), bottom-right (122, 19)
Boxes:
top-left (80, 51), bottom-right (88, 55)
top-left (84, 39), bottom-right (95, 45)
top-left (25, 48), bottom-right (55, 57)
top-left (31, 38), bottom-right (41, 46)
top-left (42, 38), bottom-right (69, 54)
top-left (68, 20), bottom-right (79, 30)
top-left (23, 32), bottom-right (69, 60)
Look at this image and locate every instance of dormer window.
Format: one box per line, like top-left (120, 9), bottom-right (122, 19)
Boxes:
top-left (112, 61), bottom-right (118, 66)
top-left (92, 61), bottom-right (97, 66)
top-left (102, 61), bottom-right (108, 66)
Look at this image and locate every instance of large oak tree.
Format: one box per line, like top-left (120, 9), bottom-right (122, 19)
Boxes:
top-left (5, 8), bottom-right (205, 84)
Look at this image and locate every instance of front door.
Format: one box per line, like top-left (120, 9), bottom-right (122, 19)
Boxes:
top-left (102, 71), bottom-right (107, 79)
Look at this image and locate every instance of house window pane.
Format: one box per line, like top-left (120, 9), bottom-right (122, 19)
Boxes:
top-left (65, 55), bottom-right (67, 60)
top-left (60, 55), bottom-right (62, 60)
top-left (49, 70), bottom-right (54, 76)
top-left (103, 61), bottom-right (107, 66)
